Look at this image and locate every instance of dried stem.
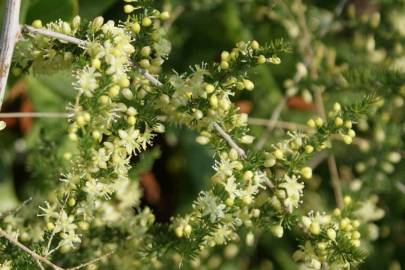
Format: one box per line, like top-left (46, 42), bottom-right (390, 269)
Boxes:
top-left (0, 0), bottom-right (22, 111)
top-left (0, 228), bottom-right (63, 270)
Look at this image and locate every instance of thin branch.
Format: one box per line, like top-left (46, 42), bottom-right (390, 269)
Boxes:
top-left (212, 122), bottom-right (246, 159)
top-left (66, 251), bottom-right (114, 270)
top-left (22, 25), bottom-right (87, 47)
top-left (0, 112), bottom-right (69, 118)
top-left (0, 197), bottom-right (32, 220)
top-left (139, 68), bottom-right (163, 87)
top-left (45, 195), bottom-right (69, 256)
top-left (248, 117), bottom-right (308, 131)
top-left (314, 88), bottom-right (343, 209)
top-left (0, 228), bottom-right (63, 270)
top-left (20, 26), bottom-right (247, 158)
top-left (0, 0), bottom-right (22, 111)
top-left (327, 155), bottom-right (343, 208)
top-left (255, 95), bottom-right (288, 150)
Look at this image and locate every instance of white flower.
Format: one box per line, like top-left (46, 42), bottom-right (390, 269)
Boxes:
top-left (212, 224), bottom-right (233, 245)
top-left (60, 231), bottom-right (81, 248)
top-left (84, 178), bottom-right (113, 199)
top-left (222, 176), bottom-right (241, 199)
top-left (279, 175), bottom-right (304, 212)
top-left (76, 66), bottom-right (100, 96)
top-left (55, 210), bottom-right (77, 234)
top-left (196, 193), bottom-right (226, 222)
top-left (118, 127), bottom-right (141, 154)
top-left (138, 126), bottom-right (156, 150)
top-left (92, 148), bottom-right (110, 170)
top-left (38, 201), bottom-right (59, 220)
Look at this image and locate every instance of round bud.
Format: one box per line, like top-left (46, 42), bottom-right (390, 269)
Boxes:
top-left (257, 55), bottom-right (266, 64)
top-left (205, 84), bottom-right (215, 93)
top-left (221, 51), bottom-right (230, 61)
top-left (315, 117), bottom-right (323, 127)
top-left (142, 17), bottom-right (152, 27)
top-left (305, 145), bottom-right (314, 153)
top-left (243, 171), bottom-right (254, 181)
top-left (124, 4), bottom-right (136, 13)
top-left (307, 119), bottom-right (316, 128)
top-left (99, 95), bottom-right (110, 105)
top-left (108, 85), bottom-right (120, 97)
top-left (63, 152), bottom-right (72, 160)
top-left (131, 22), bottom-right (141, 33)
top-left (243, 79), bottom-right (255, 91)
top-left (333, 102), bottom-right (341, 112)
top-left (47, 222), bottom-right (55, 230)
top-left (309, 222), bottom-right (321, 235)
top-left (141, 46), bottom-right (152, 57)
top-left (91, 58), bottom-right (101, 69)
top-left (300, 166), bottom-right (313, 179)
top-left (160, 11), bottom-right (170, 21)
top-left (342, 135), bottom-right (353, 144)
top-left (92, 131), bottom-right (102, 141)
top-left (251, 40), bottom-right (260, 50)
top-left (220, 61), bottom-right (229, 69)
top-left (210, 95), bottom-right (218, 108)
top-left (127, 116), bottom-right (136, 126)
top-left (335, 117), bottom-right (343, 126)
top-left (274, 149), bottom-right (284, 160)
top-left (264, 158), bottom-right (276, 168)
top-left (225, 197), bottom-right (234, 206)
top-left (327, 228), bottom-right (336, 240)
top-left (271, 225), bottom-right (284, 238)
top-left (196, 136), bottom-right (209, 145)
top-left (343, 196), bottom-right (352, 205)
top-left (122, 88), bottom-right (133, 100)
top-left (175, 226), bottom-right (183, 238)
top-left (32, 19), bottom-right (43, 29)
top-left (241, 135), bottom-right (255, 144)
top-left (91, 16), bottom-right (104, 32)
top-left (139, 59), bottom-right (150, 69)
top-left (68, 198), bottom-right (76, 207)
